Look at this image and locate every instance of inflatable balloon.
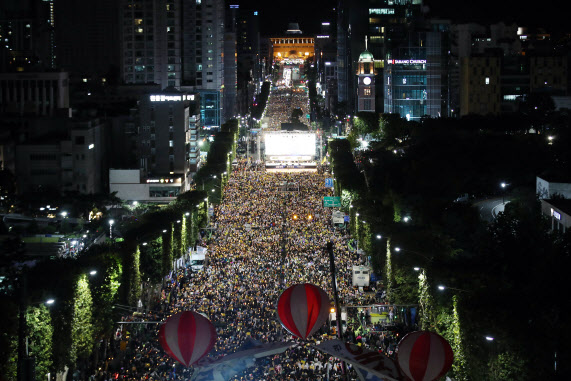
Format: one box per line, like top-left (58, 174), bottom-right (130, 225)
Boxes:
top-left (158, 311), bottom-right (217, 367)
top-left (276, 283), bottom-right (331, 340)
top-left (397, 331), bottom-right (454, 381)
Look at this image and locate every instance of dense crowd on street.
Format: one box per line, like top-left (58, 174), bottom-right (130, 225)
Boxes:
top-left (89, 81), bottom-right (405, 381)
top-left (266, 86), bottom-right (309, 130)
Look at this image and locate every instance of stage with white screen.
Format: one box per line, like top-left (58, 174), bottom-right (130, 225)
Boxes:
top-left (264, 131), bottom-right (317, 171)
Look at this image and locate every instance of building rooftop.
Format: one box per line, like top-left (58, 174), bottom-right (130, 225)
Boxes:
top-left (544, 199), bottom-right (571, 215)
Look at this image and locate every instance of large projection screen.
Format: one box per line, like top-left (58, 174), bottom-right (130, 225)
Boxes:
top-left (264, 132), bottom-right (316, 157)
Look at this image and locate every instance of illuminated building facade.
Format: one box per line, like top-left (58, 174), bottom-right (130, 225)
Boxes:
top-left (138, 89), bottom-right (200, 189)
top-left (383, 32), bottom-right (445, 120)
top-left (269, 23), bottom-right (314, 63)
top-left (120, 0), bottom-right (224, 128)
top-left (356, 48), bottom-right (376, 112)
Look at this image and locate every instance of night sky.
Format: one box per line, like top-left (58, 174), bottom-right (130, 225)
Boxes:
top-left (239, 0), bottom-right (564, 36)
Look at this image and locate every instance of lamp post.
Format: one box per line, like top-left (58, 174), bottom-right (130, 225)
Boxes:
top-left (500, 182), bottom-right (509, 204)
top-left (109, 219), bottom-right (114, 239)
top-left (393, 246), bottom-right (433, 262)
top-left (437, 285), bottom-right (468, 293)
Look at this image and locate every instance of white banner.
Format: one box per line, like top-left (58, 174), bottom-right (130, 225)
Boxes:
top-left (315, 340), bottom-right (402, 381)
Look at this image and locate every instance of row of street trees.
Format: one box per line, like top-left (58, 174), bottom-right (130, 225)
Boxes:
top-left (329, 111), bottom-right (571, 380)
top-left (0, 119), bottom-right (239, 380)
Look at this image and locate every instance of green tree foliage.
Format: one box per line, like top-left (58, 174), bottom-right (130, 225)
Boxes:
top-left (328, 139), bottom-right (366, 195)
top-left (71, 274), bottom-right (95, 362)
top-left (488, 352), bottom-right (528, 381)
top-left (127, 246), bottom-right (142, 307)
top-left (377, 113), bottom-right (412, 146)
top-left (180, 217), bottom-right (188, 256)
top-left (89, 252), bottom-right (122, 337)
top-left (25, 305), bottom-right (53, 381)
top-left (140, 237), bottom-right (163, 283)
top-left (162, 228), bottom-right (173, 276)
top-left (0, 296), bottom-right (18, 379)
top-left (353, 112), bottom-right (378, 135)
top-left (252, 82), bottom-right (270, 120)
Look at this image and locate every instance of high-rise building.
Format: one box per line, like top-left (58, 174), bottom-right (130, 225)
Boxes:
top-left (14, 116), bottom-right (106, 194)
top-left (0, 0), bottom-right (55, 72)
top-left (120, 0), bottom-right (225, 128)
top-left (227, 5), bottom-right (261, 116)
top-left (383, 31), bottom-right (446, 120)
top-left (54, 0), bottom-right (120, 83)
top-left (460, 55), bottom-right (501, 116)
top-left (137, 89), bottom-right (200, 189)
top-left (337, 0), bottom-right (425, 116)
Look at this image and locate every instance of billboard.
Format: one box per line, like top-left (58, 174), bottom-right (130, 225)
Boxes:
top-left (264, 132), bottom-right (316, 157)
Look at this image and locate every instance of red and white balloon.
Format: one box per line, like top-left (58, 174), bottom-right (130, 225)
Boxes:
top-left (397, 331), bottom-right (454, 381)
top-left (276, 283), bottom-right (331, 340)
top-left (158, 311), bottom-right (217, 367)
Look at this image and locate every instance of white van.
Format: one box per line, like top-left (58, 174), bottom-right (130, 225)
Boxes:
top-left (190, 247), bottom-right (207, 271)
top-left (352, 265), bottom-right (370, 287)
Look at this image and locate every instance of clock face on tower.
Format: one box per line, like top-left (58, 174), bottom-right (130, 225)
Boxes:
top-left (363, 76), bottom-right (371, 85)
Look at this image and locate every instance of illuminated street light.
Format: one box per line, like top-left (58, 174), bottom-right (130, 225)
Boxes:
top-left (109, 219), bottom-right (115, 239)
top-left (500, 182), bottom-right (509, 204)
top-left (485, 336), bottom-right (495, 341)
top-left (89, 270), bottom-right (97, 276)
top-left (376, 235), bottom-right (382, 239)
top-left (45, 299), bottom-right (55, 305)
top-left (438, 285), bottom-right (468, 292)
top-left (61, 211), bottom-right (68, 218)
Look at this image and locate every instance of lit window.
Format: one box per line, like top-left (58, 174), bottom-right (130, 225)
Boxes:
top-left (485, 77), bottom-right (490, 85)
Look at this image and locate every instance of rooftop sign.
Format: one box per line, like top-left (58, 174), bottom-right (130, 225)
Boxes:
top-left (149, 94), bottom-right (195, 102)
top-left (388, 59), bottom-right (426, 65)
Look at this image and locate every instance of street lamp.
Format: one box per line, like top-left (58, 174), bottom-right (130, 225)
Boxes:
top-left (109, 219), bottom-right (115, 239)
top-left (45, 299), bottom-right (55, 305)
top-left (89, 270), bottom-right (97, 276)
top-left (437, 285), bottom-right (468, 293)
top-left (393, 247), bottom-right (433, 262)
top-left (61, 211), bottom-right (68, 218)
top-left (485, 336), bottom-right (495, 341)
top-left (376, 234), bottom-right (382, 239)
top-left (500, 182), bottom-right (509, 204)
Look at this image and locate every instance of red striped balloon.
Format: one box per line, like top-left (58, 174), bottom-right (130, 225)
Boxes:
top-left (397, 331), bottom-right (454, 381)
top-left (276, 283), bottom-right (330, 340)
top-left (158, 311), bottom-right (217, 367)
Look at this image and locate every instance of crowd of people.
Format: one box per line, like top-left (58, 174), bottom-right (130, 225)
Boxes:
top-left (265, 86), bottom-right (309, 130)
top-left (89, 81), bottom-right (406, 381)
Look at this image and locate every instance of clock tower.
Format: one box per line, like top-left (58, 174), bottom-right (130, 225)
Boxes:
top-left (357, 37), bottom-right (375, 113)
